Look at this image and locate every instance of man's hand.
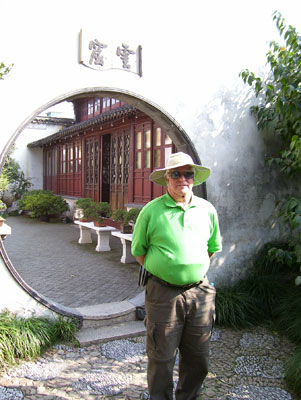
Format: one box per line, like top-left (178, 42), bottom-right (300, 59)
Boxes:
top-left (136, 255), bottom-right (145, 265)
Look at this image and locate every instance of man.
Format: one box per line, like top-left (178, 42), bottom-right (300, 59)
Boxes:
top-left (132, 152), bottom-right (222, 400)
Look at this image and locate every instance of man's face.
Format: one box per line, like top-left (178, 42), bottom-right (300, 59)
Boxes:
top-left (165, 165), bottom-right (194, 201)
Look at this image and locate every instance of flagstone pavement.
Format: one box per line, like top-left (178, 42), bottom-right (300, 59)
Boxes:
top-left (3, 216), bottom-right (142, 308)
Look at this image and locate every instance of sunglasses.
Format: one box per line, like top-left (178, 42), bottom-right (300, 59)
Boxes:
top-left (169, 171), bottom-right (195, 180)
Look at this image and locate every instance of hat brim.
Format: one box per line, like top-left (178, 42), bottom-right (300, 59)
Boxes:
top-left (150, 164), bottom-right (210, 187)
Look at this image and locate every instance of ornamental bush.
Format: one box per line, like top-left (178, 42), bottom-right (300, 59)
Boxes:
top-left (75, 197), bottom-right (94, 210)
top-left (112, 207), bottom-right (141, 226)
top-left (95, 202), bottom-right (112, 218)
top-left (19, 190), bottom-right (69, 219)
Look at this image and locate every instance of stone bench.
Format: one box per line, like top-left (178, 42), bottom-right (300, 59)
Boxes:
top-left (74, 221), bottom-right (116, 252)
top-left (111, 231), bottom-right (137, 264)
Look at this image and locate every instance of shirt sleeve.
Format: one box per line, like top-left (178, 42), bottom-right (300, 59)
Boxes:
top-left (131, 210), bottom-right (149, 257)
top-left (208, 207), bottom-right (222, 253)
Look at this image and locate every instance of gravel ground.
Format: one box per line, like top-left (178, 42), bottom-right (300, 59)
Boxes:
top-left (0, 326), bottom-right (298, 400)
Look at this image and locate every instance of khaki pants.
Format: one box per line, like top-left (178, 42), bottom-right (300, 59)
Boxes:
top-left (145, 276), bottom-right (216, 400)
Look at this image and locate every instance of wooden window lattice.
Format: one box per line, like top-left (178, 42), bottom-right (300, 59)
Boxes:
top-left (85, 139), bottom-right (99, 185)
top-left (111, 137), bottom-right (117, 184)
top-left (117, 136), bottom-right (122, 184)
top-left (124, 134), bottom-right (129, 184)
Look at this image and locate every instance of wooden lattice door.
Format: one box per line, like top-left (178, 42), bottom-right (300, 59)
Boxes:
top-left (100, 134), bottom-right (111, 203)
top-left (84, 136), bottom-right (100, 201)
top-left (110, 129), bottom-right (130, 210)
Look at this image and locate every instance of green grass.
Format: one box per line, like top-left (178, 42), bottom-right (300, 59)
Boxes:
top-left (284, 345), bottom-right (301, 396)
top-left (215, 286), bottom-right (264, 328)
top-left (273, 285), bottom-right (301, 344)
top-left (0, 310), bottom-right (78, 369)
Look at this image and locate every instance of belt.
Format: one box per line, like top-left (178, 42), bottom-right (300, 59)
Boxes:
top-left (150, 274), bottom-right (204, 290)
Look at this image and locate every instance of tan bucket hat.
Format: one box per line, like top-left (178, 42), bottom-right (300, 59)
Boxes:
top-left (150, 152), bottom-right (210, 187)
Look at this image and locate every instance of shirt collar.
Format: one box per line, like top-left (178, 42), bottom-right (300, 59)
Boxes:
top-left (164, 191), bottom-right (197, 208)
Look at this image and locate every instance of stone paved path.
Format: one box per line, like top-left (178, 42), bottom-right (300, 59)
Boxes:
top-left (3, 216), bottom-right (142, 308)
top-left (0, 327), bottom-right (298, 400)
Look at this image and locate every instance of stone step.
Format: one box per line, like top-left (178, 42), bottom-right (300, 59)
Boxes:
top-left (75, 320), bottom-right (146, 346)
top-left (74, 291), bottom-right (145, 329)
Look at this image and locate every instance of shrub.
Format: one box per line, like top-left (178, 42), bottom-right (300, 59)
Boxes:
top-left (83, 205), bottom-right (99, 221)
top-left (112, 209), bottom-right (127, 224)
top-left (75, 197), bottom-right (94, 210)
top-left (0, 157), bottom-right (32, 200)
top-left (125, 207), bottom-right (141, 225)
top-left (0, 173), bottom-right (9, 196)
top-left (19, 190), bottom-right (69, 219)
top-left (80, 201), bottom-right (111, 223)
top-left (0, 200), bottom-right (7, 212)
top-left (253, 241), bottom-right (294, 275)
top-left (95, 202), bottom-right (112, 218)
top-left (112, 207), bottom-right (141, 226)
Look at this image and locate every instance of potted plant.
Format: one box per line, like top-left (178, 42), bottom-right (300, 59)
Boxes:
top-left (80, 205), bottom-right (96, 223)
top-left (93, 215), bottom-right (106, 227)
top-left (112, 209), bottom-right (133, 233)
top-left (75, 198), bottom-right (94, 220)
top-left (125, 207), bottom-right (141, 228)
top-left (82, 203), bottom-right (108, 227)
top-left (95, 202), bottom-right (112, 218)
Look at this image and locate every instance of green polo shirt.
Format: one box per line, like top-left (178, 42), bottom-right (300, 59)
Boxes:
top-left (131, 192), bottom-right (222, 285)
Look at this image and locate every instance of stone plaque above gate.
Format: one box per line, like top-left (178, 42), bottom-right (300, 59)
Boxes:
top-left (79, 30), bottom-right (142, 77)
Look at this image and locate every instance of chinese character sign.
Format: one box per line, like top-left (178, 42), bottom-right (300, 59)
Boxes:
top-left (79, 30), bottom-right (142, 77)
top-left (116, 43), bottom-right (135, 70)
top-left (89, 39), bottom-right (107, 66)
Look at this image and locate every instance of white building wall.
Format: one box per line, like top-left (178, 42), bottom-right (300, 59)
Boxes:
top-left (12, 122), bottom-right (68, 189)
top-left (0, 0), bottom-right (300, 313)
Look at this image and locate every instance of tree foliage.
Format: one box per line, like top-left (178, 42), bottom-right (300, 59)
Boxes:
top-left (0, 155), bottom-right (32, 200)
top-left (0, 62), bottom-right (12, 80)
top-left (240, 11), bottom-right (301, 175)
top-left (240, 12), bottom-right (301, 284)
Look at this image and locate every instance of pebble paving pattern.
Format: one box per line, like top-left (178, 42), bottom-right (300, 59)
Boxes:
top-left (227, 385), bottom-right (292, 400)
top-left (0, 327), bottom-right (298, 399)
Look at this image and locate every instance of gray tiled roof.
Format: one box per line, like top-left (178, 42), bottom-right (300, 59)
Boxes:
top-left (28, 104), bottom-right (137, 148)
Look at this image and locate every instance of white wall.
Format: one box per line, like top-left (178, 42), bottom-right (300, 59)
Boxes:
top-left (12, 122), bottom-right (67, 188)
top-left (0, 256), bottom-right (54, 318)
top-left (0, 0), bottom-right (300, 312)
